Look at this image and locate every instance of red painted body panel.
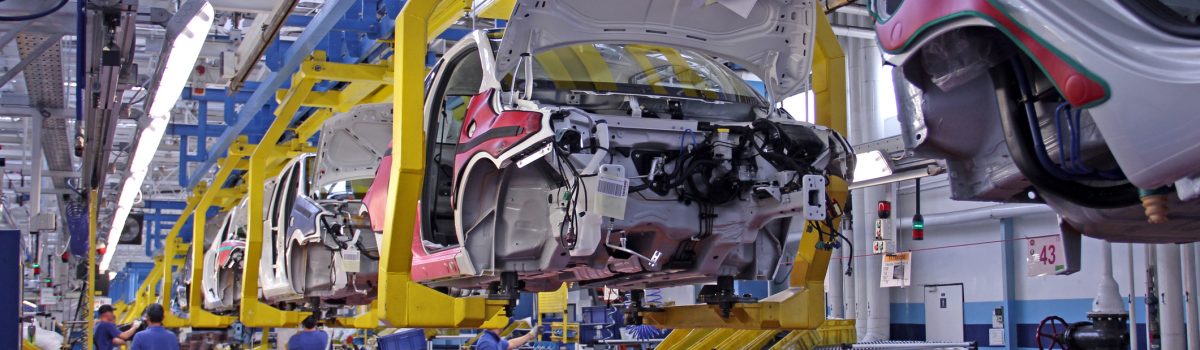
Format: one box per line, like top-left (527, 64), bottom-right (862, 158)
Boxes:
top-left (875, 0), bottom-right (1107, 107)
top-left (450, 90), bottom-right (542, 207)
top-left (215, 241), bottom-right (245, 267)
top-left (408, 203), bottom-right (464, 282)
top-left (363, 146), bottom-right (392, 233)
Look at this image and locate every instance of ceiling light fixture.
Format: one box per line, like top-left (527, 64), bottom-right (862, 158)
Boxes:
top-left (100, 0), bottom-right (214, 272)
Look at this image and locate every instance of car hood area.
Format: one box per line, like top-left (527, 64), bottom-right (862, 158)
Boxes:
top-left (494, 0), bottom-right (817, 100)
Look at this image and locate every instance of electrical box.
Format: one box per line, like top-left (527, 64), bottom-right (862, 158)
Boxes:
top-left (872, 218), bottom-right (895, 254)
top-left (1026, 218), bottom-right (1082, 276)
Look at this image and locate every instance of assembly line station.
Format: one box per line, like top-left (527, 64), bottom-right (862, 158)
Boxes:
top-left (3, 0), bottom-right (1200, 349)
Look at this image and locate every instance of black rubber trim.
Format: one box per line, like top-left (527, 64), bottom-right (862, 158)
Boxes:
top-left (992, 63), bottom-right (1140, 209)
top-left (456, 125), bottom-right (523, 153)
top-left (1117, 0), bottom-right (1200, 39)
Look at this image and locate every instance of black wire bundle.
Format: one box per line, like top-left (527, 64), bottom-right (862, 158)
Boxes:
top-left (630, 138), bottom-right (743, 206)
top-left (551, 138), bottom-right (590, 250)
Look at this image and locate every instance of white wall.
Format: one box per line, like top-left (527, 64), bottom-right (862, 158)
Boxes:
top-left (880, 175), bottom-right (1169, 349)
top-left (888, 176), bottom-right (1154, 306)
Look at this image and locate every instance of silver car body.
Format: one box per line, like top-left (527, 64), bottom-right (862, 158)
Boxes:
top-left (201, 199), bottom-right (246, 313)
top-left (258, 103), bottom-right (391, 305)
top-left (413, 0), bottom-right (854, 291)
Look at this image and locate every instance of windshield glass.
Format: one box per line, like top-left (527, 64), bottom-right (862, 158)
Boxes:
top-left (519, 43), bottom-right (763, 105)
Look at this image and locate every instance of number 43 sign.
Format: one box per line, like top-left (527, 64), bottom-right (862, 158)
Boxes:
top-left (1027, 234), bottom-right (1073, 276)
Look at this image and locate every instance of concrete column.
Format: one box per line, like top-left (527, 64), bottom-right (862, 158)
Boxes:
top-left (29, 115), bottom-right (42, 218)
top-left (843, 14), bottom-right (889, 339)
top-left (1182, 243), bottom-right (1198, 350)
top-left (1129, 243), bottom-right (1140, 350)
top-left (1156, 244), bottom-right (1186, 349)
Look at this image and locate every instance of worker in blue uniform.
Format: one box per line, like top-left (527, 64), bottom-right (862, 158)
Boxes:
top-left (287, 315), bottom-right (330, 350)
top-left (477, 323), bottom-right (538, 350)
top-left (129, 304), bottom-right (179, 350)
top-left (93, 305), bottom-right (138, 350)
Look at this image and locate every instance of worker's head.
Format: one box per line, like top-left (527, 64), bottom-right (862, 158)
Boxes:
top-left (144, 303), bottom-right (165, 325)
top-left (301, 315), bottom-right (318, 330)
top-left (97, 305), bottom-right (115, 322)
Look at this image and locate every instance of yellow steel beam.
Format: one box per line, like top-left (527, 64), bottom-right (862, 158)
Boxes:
top-left (294, 109), bottom-right (335, 139)
top-left (641, 7), bottom-right (847, 331)
top-left (87, 190), bottom-right (97, 346)
top-left (473, 0), bottom-right (517, 20)
top-left (186, 154), bottom-right (248, 328)
top-left (656, 329), bottom-right (706, 350)
top-left (660, 329), bottom-right (783, 350)
top-left (376, 0), bottom-right (509, 328)
top-left (425, 0), bottom-right (516, 42)
top-left (719, 330), bottom-right (784, 350)
top-left (120, 257), bottom-right (164, 324)
top-left (691, 329), bottom-right (740, 349)
top-left (299, 60), bottom-right (391, 84)
top-left (239, 65), bottom-right (320, 328)
top-left (160, 189), bottom-right (202, 328)
top-left (240, 50), bottom-right (393, 328)
top-left (428, 0), bottom-right (469, 42)
top-left (276, 90), bottom-right (341, 109)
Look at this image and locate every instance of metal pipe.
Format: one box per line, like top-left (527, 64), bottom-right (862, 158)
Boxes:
top-left (827, 240), bottom-right (845, 318)
top-left (846, 38), bottom-right (866, 339)
top-left (832, 25), bottom-right (876, 40)
top-left (1129, 243), bottom-right (1140, 350)
top-left (897, 204), bottom-right (1052, 229)
top-left (1094, 242), bottom-right (1126, 314)
top-left (1156, 244), bottom-right (1185, 349)
top-left (1195, 244), bottom-right (1200, 346)
top-left (848, 342), bottom-right (975, 349)
top-left (1146, 245), bottom-right (1160, 349)
top-left (75, 0), bottom-right (85, 127)
top-left (1182, 243), bottom-right (1198, 350)
top-left (835, 4), bottom-right (871, 17)
top-left (594, 338), bottom-right (664, 345)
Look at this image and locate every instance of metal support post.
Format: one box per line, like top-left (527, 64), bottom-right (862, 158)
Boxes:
top-left (1000, 218), bottom-right (1017, 349)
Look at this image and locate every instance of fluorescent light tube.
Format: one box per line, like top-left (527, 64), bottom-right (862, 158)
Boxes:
top-left (100, 0), bottom-right (214, 272)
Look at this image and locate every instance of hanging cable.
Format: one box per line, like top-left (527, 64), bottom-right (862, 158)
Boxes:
top-left (0, 0), bottom-right (69, 21)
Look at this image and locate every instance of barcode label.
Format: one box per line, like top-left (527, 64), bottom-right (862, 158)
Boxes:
top-left (342, 247), bottom-right (361, 273)
top-left (594, 164), bottom-right (628, 220)
top-left (598, 178), bottom-right (628, 198)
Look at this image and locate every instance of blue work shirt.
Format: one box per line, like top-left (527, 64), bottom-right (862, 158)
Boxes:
top-left (476, 330), bottom-right (510, 350)
top-left (93, 321), bottom-right (120, 350)
top-left (288, 330), bottom-right (330, 350)
top-left (129, 326), bottom-right (178, 350)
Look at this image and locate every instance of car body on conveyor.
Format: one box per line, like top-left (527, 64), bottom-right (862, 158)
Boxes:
top-left (363, 0), bottom-right (855, 295)
top-left (200, 199), bottom-right (247, 314)
top-left (171, 210), bottom-right (227, 317)
top-left (256, 103), bottom-right (392, 310)
top-left (871, 0), bottom-right (1200, 243)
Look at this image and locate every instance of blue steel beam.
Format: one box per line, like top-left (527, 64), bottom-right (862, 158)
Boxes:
top-left (185, 0), bottom-right (357, 189)
top-left (176, 86), bottom-right (258, 186)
